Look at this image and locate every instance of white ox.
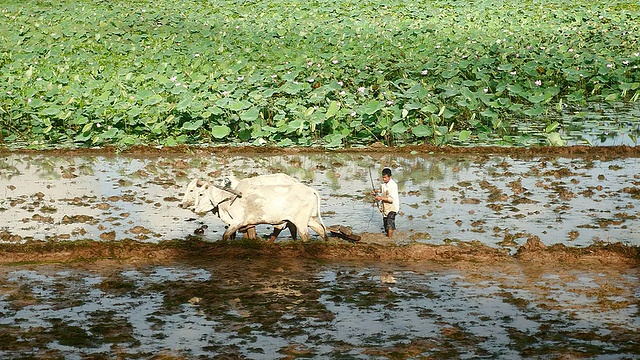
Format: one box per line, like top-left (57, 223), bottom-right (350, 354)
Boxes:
top-left (179, 174), bottom-right (308, 240)
top-left (213, 174), bottom-right (300, 240)
top-left (179, 174), bottom-right (298, 209)
top-left (193, 181), bottom-right (327, 241)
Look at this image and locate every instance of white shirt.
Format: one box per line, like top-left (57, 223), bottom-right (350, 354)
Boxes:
top-left (380, 178), bottom-right (399, 215)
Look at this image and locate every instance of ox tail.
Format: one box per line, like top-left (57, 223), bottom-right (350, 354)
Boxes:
top-left (313, 190), bottom-right (328, 240)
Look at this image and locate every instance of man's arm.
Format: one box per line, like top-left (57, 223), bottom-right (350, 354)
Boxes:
top-left (375, 190), bottom-right (393, 203)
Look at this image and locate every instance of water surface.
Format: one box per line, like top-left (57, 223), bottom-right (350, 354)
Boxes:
top-left (0, 259), bottom-right (637, 359)
top-left (1, 152), bottom-right (638, 250)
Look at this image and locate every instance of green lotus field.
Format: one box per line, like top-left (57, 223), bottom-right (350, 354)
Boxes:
top-left (1, 0), bottom-right (638, 148)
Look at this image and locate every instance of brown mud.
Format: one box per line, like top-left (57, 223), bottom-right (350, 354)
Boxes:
top-left (0, 235), bottom-right (637, 268)
top-left (0, 236), bottom-right (638, 359)
top-left (3, 143), bottom-right (640, 158)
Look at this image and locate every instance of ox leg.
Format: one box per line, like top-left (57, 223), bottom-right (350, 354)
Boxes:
top-left (269, 226), bottom-right (283, 243)
top-left (291, 221), bottom-right (309, 242)
top-left (246, 226), bottom-right (257, 240)
top-left (237, 225), bottom-right (258, 240)
top-left (223, 225), bottom-right (241, 241)
top-left (308, 218), bottom-right (327, 241)
top-left (268, 222), bottom-right (295, 243)
top-left (287, 222), bottom-right (297, 240)
top-left (298, 230), bottom-right (310, 242)
top-left (223, 226), bottom-right (236, 241)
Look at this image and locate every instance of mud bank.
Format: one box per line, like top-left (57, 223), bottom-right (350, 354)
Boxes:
top-left (3, 143), bottom-right (640, 158)
top-left (0, 237), bottom-right (637, 268)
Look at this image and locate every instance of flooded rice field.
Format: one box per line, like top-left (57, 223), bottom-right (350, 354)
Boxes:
top-left (0, 146), bottom-right (639, 359)
top-left (0, 258), bottom-right (638, 359)
top-left (1, 148), bottom-right (638, 249)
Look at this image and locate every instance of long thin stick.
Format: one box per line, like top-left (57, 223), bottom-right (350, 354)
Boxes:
top-left (369, 168), bottom-right (381, 212)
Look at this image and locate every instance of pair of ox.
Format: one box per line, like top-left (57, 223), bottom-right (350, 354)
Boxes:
top-left (179, 174), bottom-right (327, 242)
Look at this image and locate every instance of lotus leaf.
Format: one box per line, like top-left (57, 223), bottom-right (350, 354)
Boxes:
top-left (0, 0), bottom-right (638, 148)
top-left (211, 125), bottom-right (231, 139)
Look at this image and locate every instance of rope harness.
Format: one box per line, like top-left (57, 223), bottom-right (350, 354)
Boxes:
top-left (207, 185), bottom-right (242, 219)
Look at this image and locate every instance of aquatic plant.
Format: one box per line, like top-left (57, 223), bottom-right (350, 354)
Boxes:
top-left (0, 0), bottom-right (638, 148)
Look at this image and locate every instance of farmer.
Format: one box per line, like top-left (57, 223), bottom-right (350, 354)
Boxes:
top-left (373, 167), bottom-right (400, 238)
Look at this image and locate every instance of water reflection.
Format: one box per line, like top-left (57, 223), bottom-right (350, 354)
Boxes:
top-left (1, 152), bottom-right (638, 249)
top-left (0, 261), bottom-right (637, 358)
top-left (559, 102), bottom-right (640, 146)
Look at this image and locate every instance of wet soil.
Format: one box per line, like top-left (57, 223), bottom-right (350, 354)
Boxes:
top-left (0, 242), bottom-right (638, 359)
top-left (3, 143), bottom-right (640, 157)
top-left (0, 236), bottom-right (638, 268)
top-left (2, 144), bottom-right (639, 248)
top-left (1, 145), bottom-right (639, 359)
top-left (2, 142), bottom-right (639, 265)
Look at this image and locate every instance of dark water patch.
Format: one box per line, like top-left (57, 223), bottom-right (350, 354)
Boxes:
top-left (0, 257), bottom-right (638, 359)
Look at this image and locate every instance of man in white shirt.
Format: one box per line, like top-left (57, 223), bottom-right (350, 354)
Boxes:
top-left (374, 167), bottom-right (400, 238)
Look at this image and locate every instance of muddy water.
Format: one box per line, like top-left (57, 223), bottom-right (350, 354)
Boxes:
top-left (1, 150), bottom-right (639, 359)
top-left (1, 152), bottom-right (638, 250)
top-left (0, 258), bottom-right (638, 359)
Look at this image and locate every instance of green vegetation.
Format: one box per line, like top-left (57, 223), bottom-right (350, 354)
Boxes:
top-left (0, 0), bottom-right (638, 148)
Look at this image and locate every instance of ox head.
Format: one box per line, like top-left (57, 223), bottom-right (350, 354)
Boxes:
top-left (178, 179), bottom-right (210, 209)
top-left (193, 183), bottom-right (241, 215)
top-left (193, 183), bottom-right (216, 214)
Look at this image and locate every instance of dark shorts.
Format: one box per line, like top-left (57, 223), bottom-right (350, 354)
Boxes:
top-left (383, 212), bottom-right (397, 232)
